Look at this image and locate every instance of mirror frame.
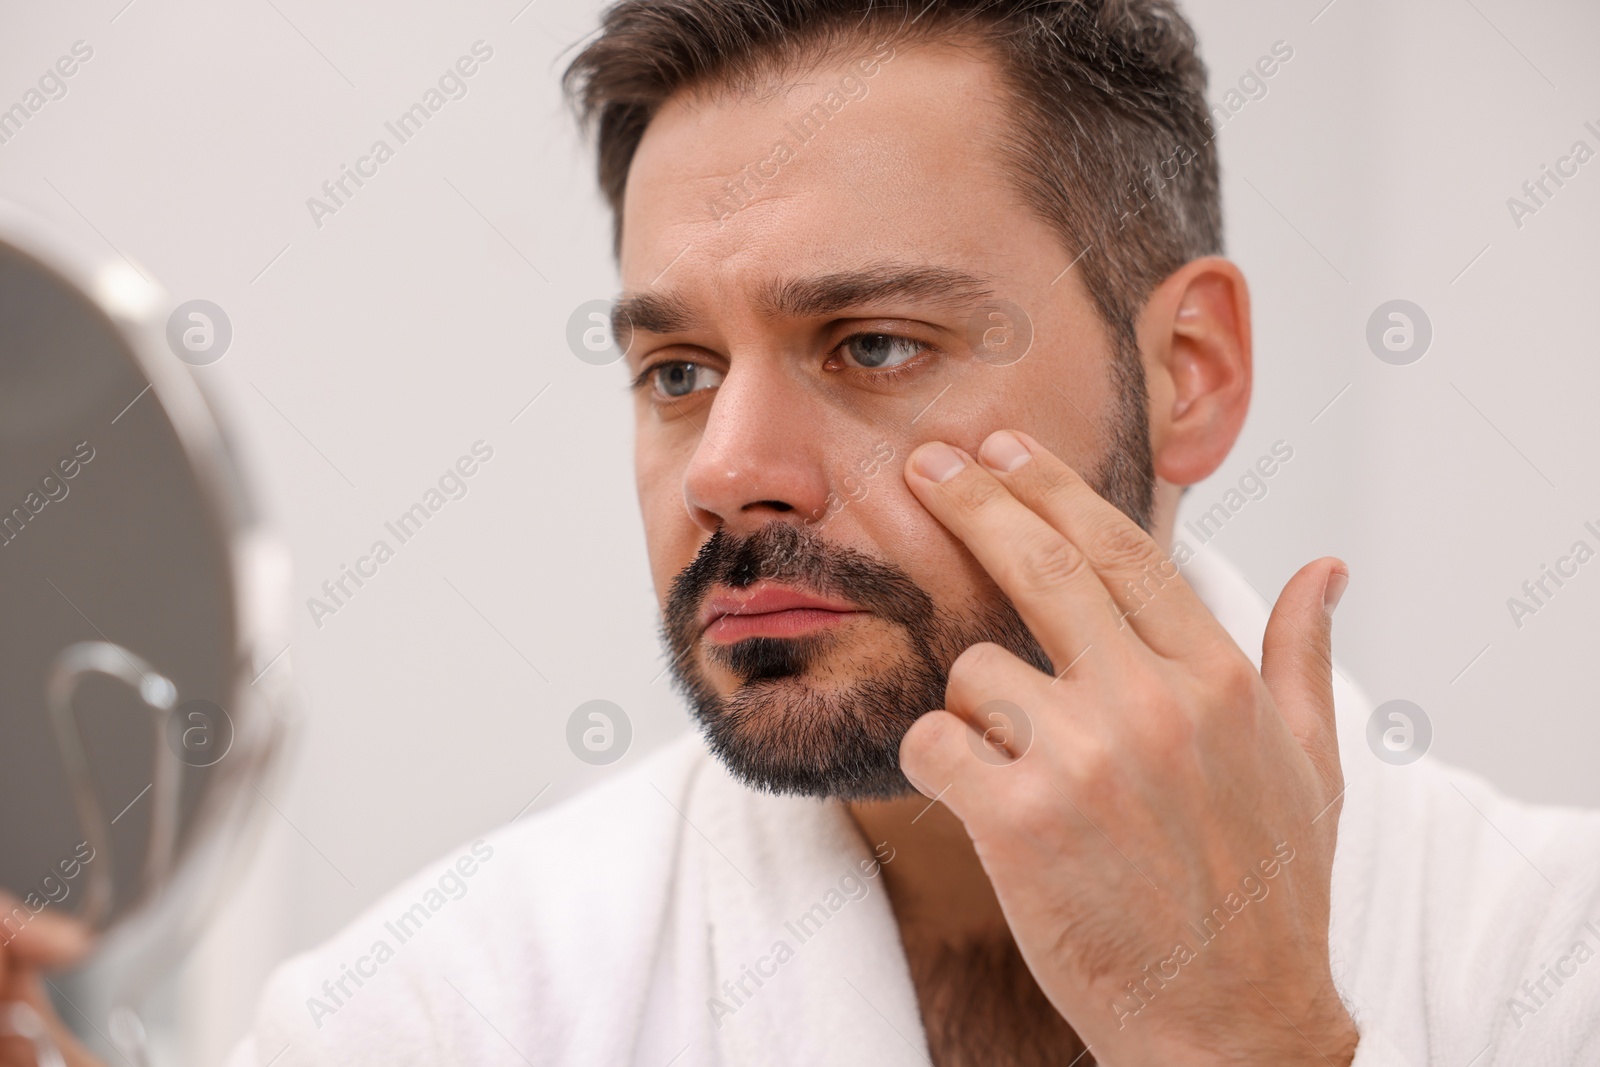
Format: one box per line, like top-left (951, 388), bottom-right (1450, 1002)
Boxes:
top-left (0, 198), bottom-right (295, 1018)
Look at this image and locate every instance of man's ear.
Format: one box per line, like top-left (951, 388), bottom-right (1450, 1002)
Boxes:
top-left (1136, 256), bottom-right (1252, 487)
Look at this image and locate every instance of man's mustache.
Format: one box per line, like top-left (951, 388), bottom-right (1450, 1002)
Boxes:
top-left (663, 522), bottom-right (936, 646)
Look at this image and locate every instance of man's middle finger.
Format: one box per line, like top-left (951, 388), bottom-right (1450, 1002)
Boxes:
top-left (905, 440), bottom-right (1133, 672)
top-left (974, 429), bottom-right (1222, 660)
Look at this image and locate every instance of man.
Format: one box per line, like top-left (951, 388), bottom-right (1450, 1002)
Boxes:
top-left (7, 1), bottom-right (1600, 1064)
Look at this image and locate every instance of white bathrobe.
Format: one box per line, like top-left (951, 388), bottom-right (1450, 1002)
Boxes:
top-left (225, 550), bottom-right (1600, 1066)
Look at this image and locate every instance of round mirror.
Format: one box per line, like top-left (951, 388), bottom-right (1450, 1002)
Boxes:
top-left (0, 200), bottom-right (292, 1064)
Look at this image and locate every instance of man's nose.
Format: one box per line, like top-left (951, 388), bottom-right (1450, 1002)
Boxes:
top-left (682, 364), bottom-right (833, 535)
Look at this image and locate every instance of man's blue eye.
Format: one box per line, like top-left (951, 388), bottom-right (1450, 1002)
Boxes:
top-left (842, 334), bottom-right (922, 369)
top-left (652, 362), bottom-right (724, 397)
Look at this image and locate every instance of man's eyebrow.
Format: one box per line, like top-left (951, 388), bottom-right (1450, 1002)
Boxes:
top-left (756, 265), bottom-right (997, 320)
top-left (612, 290), bottom-right (697, 342)
top-left (611, 264), bottom-right (997, 343)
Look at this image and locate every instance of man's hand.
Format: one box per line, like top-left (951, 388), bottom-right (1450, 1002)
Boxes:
top-left (898, 430), bottom-right (1357, 1067)
top-left (0, 894), bottom-right (103, 1066)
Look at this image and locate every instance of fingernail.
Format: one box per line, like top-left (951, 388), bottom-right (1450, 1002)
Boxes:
top-left (979, 430), bottom-right (1032, 473)
top-left (912, 441), bottom-right (965, 483)
top-left (1323, 567), bottom-right (1349, 615)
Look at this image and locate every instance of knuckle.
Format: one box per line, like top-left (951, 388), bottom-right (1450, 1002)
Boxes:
top-left (1110, 673), bottom-right (1200, 766)
top-left (1064, 735), bottom-right (1124, 814)
top-left (945, 470), bottom-right (1005, 513)
top-left (1008, 777), bottom-right (1064, 837)
top-left (946, 642), bottom-right (1012, 707)
top-left (1030, 457), bottom-right (1084, 497)
top-left (1140, 704), bottom-right (1198, 770)
top-left (1115, 674), bottom-right (1175, 719)
top-left (1070, 734), bottom-right (1114, 784)
top-left (1012, 533), bottom-right (1090, 593)
top-left (950, 640), bottom-right (1008, 681)
top-left (1091, 517), bottom-right (1158, 572)
top-left (1211, 655), bottom-right (1261, 708)
top-left (903, 707), bottom-right (951, 749)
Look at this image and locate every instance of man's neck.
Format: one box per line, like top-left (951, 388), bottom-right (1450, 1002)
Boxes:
top-left (848, 794), bottom-right (1009, 946)
top-left (848, 794), bottom-right (1094, 1066)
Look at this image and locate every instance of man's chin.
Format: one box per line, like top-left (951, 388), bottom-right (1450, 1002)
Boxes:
top-left (687, 670), bottom-right (930, 801)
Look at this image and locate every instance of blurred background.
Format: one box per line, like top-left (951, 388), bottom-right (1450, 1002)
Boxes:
top-left (1, 0), bottom-right (1595, 1061)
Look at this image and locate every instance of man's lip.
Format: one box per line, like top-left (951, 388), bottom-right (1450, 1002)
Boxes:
top-left (698, 581), bottom-right (863, 633)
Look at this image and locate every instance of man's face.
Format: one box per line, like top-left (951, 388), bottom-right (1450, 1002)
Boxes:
top-left (618, 41), bottom-right (1154, 798)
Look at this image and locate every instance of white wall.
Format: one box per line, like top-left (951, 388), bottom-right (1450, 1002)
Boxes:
top-left (1, 0), bottom-right (1594, 1062)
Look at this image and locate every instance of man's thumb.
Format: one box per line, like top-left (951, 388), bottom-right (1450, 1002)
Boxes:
top-left (1261, 557), bottom-right (1347, 789)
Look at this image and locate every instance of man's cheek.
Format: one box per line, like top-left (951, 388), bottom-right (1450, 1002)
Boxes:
top-left (634, 424), bottom-right (697, 520)
top-left (855, 465), bottom-right (978, 588)
top-left (635, 454), bottom-right (697, 597)
top-left (642, 512), bottom-right (699, 601)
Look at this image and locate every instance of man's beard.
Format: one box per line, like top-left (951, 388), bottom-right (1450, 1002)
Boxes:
top-left (660, 346), bottom-right (1155, 801)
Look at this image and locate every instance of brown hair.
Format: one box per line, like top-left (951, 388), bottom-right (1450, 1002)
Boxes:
top-left (562, 0), bottom-right (1222, 353)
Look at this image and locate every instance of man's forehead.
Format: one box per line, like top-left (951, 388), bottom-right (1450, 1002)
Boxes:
top-left (617, 43), bottom-right (1024, 269)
